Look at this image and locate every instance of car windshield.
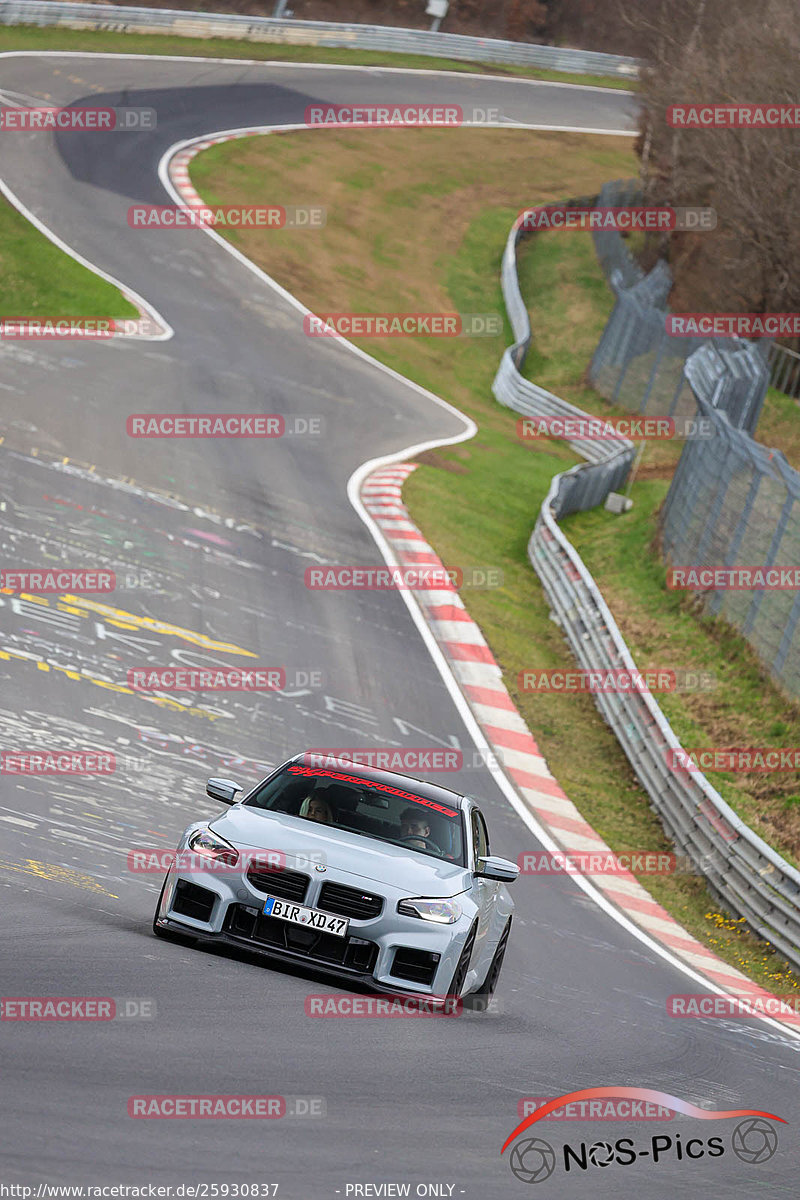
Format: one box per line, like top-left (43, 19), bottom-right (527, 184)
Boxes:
top-left (244, 763), bottom-right (465, 865)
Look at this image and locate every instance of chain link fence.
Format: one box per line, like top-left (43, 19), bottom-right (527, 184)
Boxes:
top-left (661, 374), bottom-right (800, 699)
top-left (493, 191), bottom-right (800, 973)
top-left (591, 178), bottom-right (799, 405)
top-left (0, 1), bottom-right (641, 76)
top-left (766, 340), bottom-right (800, 400)
top-left (583, 181), bottom-right (800, 698)
top-left (588, 186), bottom-right (769, 435)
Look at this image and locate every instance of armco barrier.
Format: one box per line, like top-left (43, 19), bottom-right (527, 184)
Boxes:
top-left (492, 199), bottom-right (800, 971)
top-left (493, 200), bottom-right (636, 516)
top-left (0, 1), bottom-right (641, 77)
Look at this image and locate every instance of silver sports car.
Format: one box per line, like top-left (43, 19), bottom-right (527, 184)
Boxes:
top-left (153, 753), bottom-right (518, 1003)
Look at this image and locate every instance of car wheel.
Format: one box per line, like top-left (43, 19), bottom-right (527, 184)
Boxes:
top-left (444, 920), bottom-right (478, 1004)
top-left (464, 918), bottom-right (512, 1012)
top-left (152, 874), bottom-right (195, 945)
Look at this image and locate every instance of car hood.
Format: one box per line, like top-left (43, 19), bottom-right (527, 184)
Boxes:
top-left (209, 805), bottom-right (469, 898)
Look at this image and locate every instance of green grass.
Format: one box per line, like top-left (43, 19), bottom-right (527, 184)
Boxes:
top-left (0, 194), bottom-right (137, 318)
top-left (0, 23), bottom-right (636, 90)
top-left (755, 385), bottom-right (800, 472)
top-left (185, 127), bottom-right (800, 992)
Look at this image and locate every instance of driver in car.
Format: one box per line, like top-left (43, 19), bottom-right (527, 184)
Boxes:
top-left (299, 795), bottom-right (334, 824)
top-left (399, 807), bottom-right (440, 852)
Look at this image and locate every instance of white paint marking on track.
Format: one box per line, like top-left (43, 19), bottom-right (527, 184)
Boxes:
top-left (0, 49), bottom-right (791, 1037)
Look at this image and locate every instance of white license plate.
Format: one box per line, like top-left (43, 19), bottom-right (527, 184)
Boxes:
top-left (262, 895), bottom-right (349, 938)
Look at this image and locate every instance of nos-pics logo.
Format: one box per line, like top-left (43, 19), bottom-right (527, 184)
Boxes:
top-left (502, 1088), bottom-right (783, 1183)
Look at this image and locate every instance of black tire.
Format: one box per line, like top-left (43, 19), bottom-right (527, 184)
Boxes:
top-left (444, 920), bottom-right (478, 1006)
top-left (152, 875), bottom-right (196, 946)
top-left (464, 917), bottom-right (512, 1011)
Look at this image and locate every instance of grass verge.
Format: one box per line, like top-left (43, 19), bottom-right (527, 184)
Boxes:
top-left (755, 386), bottom-right (800, 471)
top-left (0, 23), bottom-right (636, 90)
top-left (0, 193), bottom-right (138, 318)
top-left (191, 125), bottom-right (799, 993)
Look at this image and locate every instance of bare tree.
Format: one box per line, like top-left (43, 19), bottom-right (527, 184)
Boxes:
top-left (631, 0), bottom-right (800, 323)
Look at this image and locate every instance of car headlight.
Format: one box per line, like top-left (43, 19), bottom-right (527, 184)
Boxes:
top-left (188, 828), bottom-right (239, 866)
top-left (397, 897), bottom-right (463, 924)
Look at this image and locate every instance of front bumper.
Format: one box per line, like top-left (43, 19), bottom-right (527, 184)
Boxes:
top-left (155, 859), bottom-right (474, 997)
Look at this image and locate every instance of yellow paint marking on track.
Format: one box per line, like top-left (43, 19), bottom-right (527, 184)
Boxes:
top-left (0, 647), bottom-right (225, 720)
top-left (0, 858), bottom-right (118, 898)
top-left (61, 595), bottom-right (258, 656)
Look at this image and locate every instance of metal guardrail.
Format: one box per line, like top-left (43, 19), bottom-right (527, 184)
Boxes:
top-left (492, 197), bottom-right (800, 972)
top-left (0, 1), bottom-right (641, 77)
top-left (493, 203), bottom-right (636, 516)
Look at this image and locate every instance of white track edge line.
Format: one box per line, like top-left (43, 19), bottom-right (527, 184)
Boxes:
top-left (0, 63), bottom-right (791, 1037)
top-left (159, 118), bottom-right (800, 1041)
top-left (0, 177), bottom-right (173, 341)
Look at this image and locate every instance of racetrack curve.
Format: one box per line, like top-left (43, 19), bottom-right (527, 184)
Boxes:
top-left (0, 53), bottom-right (797, 1197)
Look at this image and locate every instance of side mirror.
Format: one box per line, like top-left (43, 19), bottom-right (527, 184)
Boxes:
top-left (206, 777), bottom-right (243, 805)
top-left (475, 855), bottom-right (519, 884)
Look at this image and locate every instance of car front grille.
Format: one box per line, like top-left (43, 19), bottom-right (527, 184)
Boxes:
top-left (223, 904), bottom-right (378, 973)
top-left (316, 881), bottom-right (383, 920)
top-left (246, 864), bottom-right (309, 903)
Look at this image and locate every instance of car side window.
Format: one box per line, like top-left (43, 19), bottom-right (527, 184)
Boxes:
top-left (471, 808), bottom-right (489, 865)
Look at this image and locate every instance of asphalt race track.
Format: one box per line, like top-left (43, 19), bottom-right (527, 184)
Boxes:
top-left (0, 53), bottom-right (797, 1197)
